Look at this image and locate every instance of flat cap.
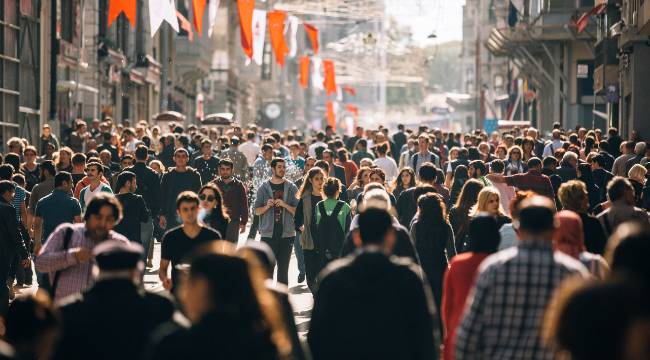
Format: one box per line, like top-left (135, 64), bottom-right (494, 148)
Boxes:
top-left (93, 241), bottom-right (143, 271)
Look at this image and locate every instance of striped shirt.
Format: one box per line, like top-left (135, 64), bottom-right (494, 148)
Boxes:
top-left (34, 223), bottom-right (128, 302)
top-left (455, 240), bottom-right (588, 360)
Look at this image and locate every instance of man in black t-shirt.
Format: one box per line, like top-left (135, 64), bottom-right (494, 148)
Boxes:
top-left (114, 171), bottom-right (149, 245)
top-left (158, 191), bottom-right (220, 291)
top-left (192, 139), bottom-right (220, 184)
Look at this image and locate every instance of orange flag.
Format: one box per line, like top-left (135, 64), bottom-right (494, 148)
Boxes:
top-left (192, 0), bottom-right (206, 36)
top-left (323, 60), bottom-right (337, 96)
top-left (304, 23), bottom-right (319, 54)
top-left (177, 11), bottom-right (194, 42)
top-left (343, 85), bottom-right (356, 96)
top-left (238, 0), bottom-right (255, 59)
top-left (299, 56), bottom-right (310, 89)
top-left (326, 101), bottom-right (336, 129)
top-left (108, 0), bottom-right (136, 28)
top-left (268, 10), bottom-right (289, 66)
top-left (345, 104), bottom-right (359, 117)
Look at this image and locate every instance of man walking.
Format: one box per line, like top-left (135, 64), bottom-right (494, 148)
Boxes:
top-left (308, 208), bottom-right (439, 360)
top-left (213, 159), bottom-right (248, 243)
top-left (53, 241), bottom-right (175, 360)
top-left (411, 134), bottom-right (440, 172)
top-left (78, 162), bottom-right (113, 211)
top-left (254, 158), bottom-right (299, 285)
top-left (113, 172), bottom-right (149, 245)
top-left (28, 160), bottom-right (56, 216)
top-left (221, 136), bottom-right (249, 180)
top-left (239, 131), bottom-right (261, 167)
top-left (192, 139), bottom-right (220, 184)
top-left (0, 181), bottom-right (29, 314)
top-left (35, 193), bottom-right (129, 301)
top-left (455, 196), bottom-right (588, 360)
top-left (159, 148), bottom-right (202, 231)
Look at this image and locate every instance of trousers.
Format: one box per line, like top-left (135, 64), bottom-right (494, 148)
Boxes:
top-left (261, 236), bottom-right (293, 285)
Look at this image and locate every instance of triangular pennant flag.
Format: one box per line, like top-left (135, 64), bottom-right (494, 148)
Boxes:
top-left (177, 10), bottom-right (194, 42)
top-left (304, 23), bottom-right (319, 54)
top-left (268, 11), bottom-right (289, 66)
top-left (251, 9), bottom-right (267, 66)
top-left (326, 101), bottom-right (336, 129)
top-left (149, 0), bottom-right (179, 36)
top-left (323, 60), bottom-right (337, 96)
top-left (287, 16), bottom-right (300, 58)
top-left (108, 0), bottom-right (136, 28)
top-left (192, 0), bottom-right (206, 36)
top-left (208, 0), bottom-right (220, 37)
top-left (345, 104), bottom-right (359, 117)
top-left (237, 0), bottom-right (255, 59)
top-left (312, 57), bottom-right (324, 91)
top-left (343, 85), bottom-right (356, 96)
top-left (299, 56), bottom-right (310, 89)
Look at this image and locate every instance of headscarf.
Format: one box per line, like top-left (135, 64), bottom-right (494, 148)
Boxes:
top-left (553, 210), bottom-right (586, 259)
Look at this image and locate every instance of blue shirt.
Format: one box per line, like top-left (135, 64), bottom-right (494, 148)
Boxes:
top-left (35, 189), bottom-right (82, 243)
top-left (12, 185), bottom-right (26, 221)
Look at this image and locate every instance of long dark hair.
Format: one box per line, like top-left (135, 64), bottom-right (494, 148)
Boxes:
top-left (393, 167), bottom-right (416, 192)
top-left (416, 193), bottom-right (448, 226)
top-left (452, 165), bottom-right (469, 185)
top-left (453, 179), bottom-right (484, 237)
top-left (199, 183), bottom-right (230, 221)
top-left (297, 167), bottom-right (325, 198)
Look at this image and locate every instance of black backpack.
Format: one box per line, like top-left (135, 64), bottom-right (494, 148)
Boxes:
top-left (316, 201), bottom-right (346, 261)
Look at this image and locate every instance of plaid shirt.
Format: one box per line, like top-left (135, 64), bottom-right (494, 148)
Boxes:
top-left (455, 240), bottom-right (588, 360)
top-left (34, 223), bottom-right (128, 302)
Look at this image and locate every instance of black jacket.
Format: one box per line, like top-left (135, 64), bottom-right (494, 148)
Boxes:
top-left (308, 250), bottom-right (439, 360)
top-left (598, 151), bottom-right (615, 172)
top-left (0, 200), bottom-right (27, 262)
top-left (579, 213), bottom-right (607, 255)
top-left (126, 162), bottom-right (161, 216)
top-left (54, 279), bottom-right (175, 360)
top-left (396, 185), bottom-right (438, 227)
top-left (159, 167), bottom-right (202, 218)
top-left (340, 216), bottom-right (419, 263)
top-left (592, 168), bottom-right (613, 203)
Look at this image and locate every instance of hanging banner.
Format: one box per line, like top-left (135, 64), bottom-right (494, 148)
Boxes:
top-left (208, 0), bottom-right (220, 37)
top-left (108, 0), bottom-right (136, 28)
top-left (149, 0), bottom-right (179, 36)
top-left (345, 104), bottom-right (359, 117)
top-left (238, 0), bottom-right (255, 59)
top-left (323, 60), bottom-right (337, 96)
top-left (287, 16), bottom-right (300, 58)
top-left (312, 57), bottom-right (324, 91)
top-left (299, 56), bottom-right (310, 89)
top-left (177, 11), bottom-right (194, 42)
top-left (251, 9), bottom-right (267, 66)
top-left (268, 11), bottom-right (289, 66)
top-left (192, 0), bottom-right (206, 36)
top-left (343, 85), bottom-right (356, 96)
top-left (326, 101), bottom-right (337, 129)
top-left (304, 23), bottom-right (319, 54)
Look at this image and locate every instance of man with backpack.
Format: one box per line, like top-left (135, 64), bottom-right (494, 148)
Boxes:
top-left (315, 178), bottom-right (351, 265)
top-left (410, 134), bottom-right (440, 173)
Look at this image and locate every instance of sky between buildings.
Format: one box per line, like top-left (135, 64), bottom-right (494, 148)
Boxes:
top-left (389, 0), bottom-right (464, 45)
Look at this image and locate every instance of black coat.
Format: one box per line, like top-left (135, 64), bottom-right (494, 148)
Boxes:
top-left (53, 279), bottom-right (175, 360)
top-left (579, 213), bottom-right (607, 255)
top-left (340, 216), bottom-right (419, 263)
top-left (593, 168), bottom-right (614, 203)
top-left (147, 312), bottom-right (279, 360)
top-left (308, 250), bottom-right (439, 360)
top-left (126, 162), bottom-right (161, 216)
top-left (0, 200), bottom-right (27, 263)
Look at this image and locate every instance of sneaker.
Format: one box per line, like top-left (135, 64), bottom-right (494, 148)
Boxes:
top-left (147, 260), bottom-right (154, 268)
top-left (8, 286), bottom-right (15, 300)
top-left (297, 272), bottom-right (305, 283)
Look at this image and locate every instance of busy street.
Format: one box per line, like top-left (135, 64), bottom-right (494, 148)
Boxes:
top-left (1, 0), bottom-right (650, 360)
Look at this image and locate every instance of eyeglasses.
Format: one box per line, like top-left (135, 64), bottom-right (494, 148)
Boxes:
top-left (199, 194), bottom-right (216, 202)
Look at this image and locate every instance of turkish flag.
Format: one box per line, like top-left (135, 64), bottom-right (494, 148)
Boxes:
top-left (323, 60), bottom-right (337, 96)
top-left (192, 0), bottom-right (206, 36)
top-left (326, 101), bottom-right (336, 129)
top-left (345, 104), bottom-right (359, 117)
top-left (268, 10), bottom-right (289, 66)
top-left (299, 56), bottom-right (310, 89)
top-left (304, 23), bottom-right (319, 55)
top-left (343, 85), bottom-right (356, 96)
top-left (238, 0), bottom-right (255, 59)
top-left (108, 0), bottom-right (136, 28)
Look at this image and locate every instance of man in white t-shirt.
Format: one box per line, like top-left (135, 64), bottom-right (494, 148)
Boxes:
top-left (239, 131), bottom-right (261, 166)
top-left (308, 132), bottom-right (328, 158)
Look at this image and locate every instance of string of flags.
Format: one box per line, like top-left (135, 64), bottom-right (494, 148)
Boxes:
top-left (107, 0), bottom-right (359, 128)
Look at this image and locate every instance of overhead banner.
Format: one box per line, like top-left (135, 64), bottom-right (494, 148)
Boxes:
top-left (326, 101), bottom-right (337, 129)
top-left (268, 10), bottom-right (289, 66)
top-left (108, 0), bottom-right (136, 28)
top-left (237, 0), bottom-right (255, 59)
top-left (208, 0), bottom-right (220, 37)
top-left (192, 0), bottom-right (206, 36)
top-left (149, 0), bottom-right (179, 36)
top-left (287, 15), bottom-right (300, 58)
top-left (323, 59), bottom-right (337, 96)
top-left (304, 23), bottom-right (319, 55)
top-left (299, 56), bottom-right (310, 89)
top-left (251, 9), bottom-right (267, 65)
top-left (312, 57), bottom-right (324, 91)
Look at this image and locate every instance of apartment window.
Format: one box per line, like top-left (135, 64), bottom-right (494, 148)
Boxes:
top-left (0, 0), bottom-right (20, 151)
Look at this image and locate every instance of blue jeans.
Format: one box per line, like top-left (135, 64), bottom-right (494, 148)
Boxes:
top-left (140, 219), bottom-right (154, 263)
top-left (294, 235), bottom-right (305, 275)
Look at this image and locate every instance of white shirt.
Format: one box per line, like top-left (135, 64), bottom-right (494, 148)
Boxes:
top-left (239, 141), bottom-right (261, 166)
top-left (373, 156), bottom-right (399, 183)
top-left (308, 141), bottom-right (328, 158)
top-left (84, 183), bottom-right (107, 208)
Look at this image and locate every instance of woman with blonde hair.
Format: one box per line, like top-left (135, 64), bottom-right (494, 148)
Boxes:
top-left (55, 146), bottom-right (73, 172)
top-left (470, 187), bottom-right (512, 229)
top-left (627, 164), bottom-right (646, 207)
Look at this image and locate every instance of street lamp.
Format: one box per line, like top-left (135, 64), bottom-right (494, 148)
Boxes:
top-left (427, 32), bottom-right (437, 39)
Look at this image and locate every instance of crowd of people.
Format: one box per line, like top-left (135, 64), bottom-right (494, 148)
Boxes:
top-left (0, 117), bottom-right (649, 359)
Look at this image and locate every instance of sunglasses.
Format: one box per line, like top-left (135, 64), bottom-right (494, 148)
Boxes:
top-left (199, 194), bottom-right (216, 202)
